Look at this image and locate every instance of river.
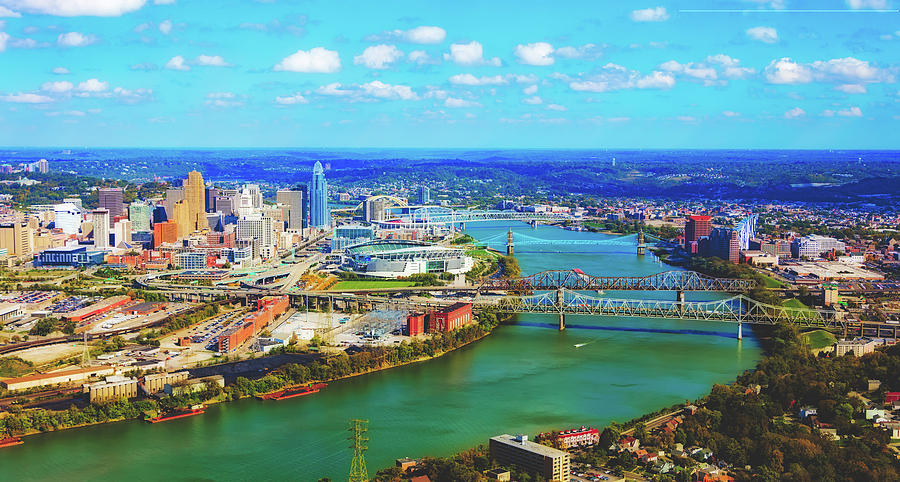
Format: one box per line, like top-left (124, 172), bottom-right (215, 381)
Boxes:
top-left (4, 223), bottom-right (762, 481)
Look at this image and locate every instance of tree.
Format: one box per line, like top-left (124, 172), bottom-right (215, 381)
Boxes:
top-left (29, 317), bottom-right (58, 336)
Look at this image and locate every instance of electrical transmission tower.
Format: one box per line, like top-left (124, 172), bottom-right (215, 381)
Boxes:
top-left (81, 331), bottom-right (89, 366)
top-left (348, 419), bottom-right (369, 482)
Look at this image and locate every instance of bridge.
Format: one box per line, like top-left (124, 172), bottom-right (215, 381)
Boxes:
top-left (378, 208), bottom-right (570, 228)
top-left (477, 231), bottom-right (660, 248)
top-left (480, 270), bottom-right (757, 293)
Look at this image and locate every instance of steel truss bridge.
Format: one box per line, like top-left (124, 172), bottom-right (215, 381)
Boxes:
top-left (378, 208), bottom-right (569, 228)
top-left (476, 231), bottom-right (661, 248)
top-left (494, 289), bottom-right (843, 330)
top-left (480, 269), bottom-right (757, 292)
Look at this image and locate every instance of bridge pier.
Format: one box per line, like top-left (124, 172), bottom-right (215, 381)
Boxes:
top-left (676, 290), bottom-right (685, 314)
top-left (737, 322), bottom-right (743, 340)
top-left (637, 231), bottom-right (646, 256)
top-left (556, 289), bottom-right (565, 331)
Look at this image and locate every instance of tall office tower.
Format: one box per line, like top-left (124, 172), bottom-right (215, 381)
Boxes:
top-left (364, 196), bottom-right (387, 222)
top-left (244, 184), bottom-right (263, 209)
top-left (113, 219), bottom-right (132, 246)
top-left (237, 189), bottom-right (254, 218)
top-left (153, 221), bottom-right (178, 247)
top-left (236, 216), bottom-right (274, 257)
top-left (35, 159), bottom-right (49, 174)
top-left (129, 201), bottom-right (152, 232)
top-left (684, 215), bottom-right (711, 243)
top-left (296, 184), bottom-right (309, 228)
top-left (0, 222), bottom-right (34, 257)
top-left (92, 208), bottom-right (110, 248)
top-left (165, 188), bottom-right (184, 220)
top-left (54, 203), bottom-right (81, 235)
top-left (172, 200), bottom-right (192, 238)
top-left (184, 170), bottom-right (206, 232)
top-left (98, 188), bottom-right (125, 222)
top-left (63, 197), bottom-right (83, 211)
top-left (215, 194), bottom-right (235, 216)
top-left (205, 187), bottom-right (220, 213)
top-left (418, 185), bottom-right (430, 205)
top-left (309, 161), bottom-right (329, 228)
top-left (152, 205), bottom-right (168, 223)
top-left (276, 190), bottom-right (304, 230)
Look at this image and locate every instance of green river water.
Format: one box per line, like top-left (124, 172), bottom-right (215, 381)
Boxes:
top-left (3, 223), bottom-right (762, 481)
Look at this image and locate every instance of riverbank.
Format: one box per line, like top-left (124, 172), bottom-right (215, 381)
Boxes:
top-left (0, 311), bottom-right (508, 442)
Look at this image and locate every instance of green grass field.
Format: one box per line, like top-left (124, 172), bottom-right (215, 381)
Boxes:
top-left (801, 329), bottom-right (837, 350)
top-left (465, 249), bottom-right (501, 260)
top-left (760, 274), bottom-right (786, 289)
top-left (331, 280), bottom-right (416, 290)
top-left (783, 298), bottom-right (809, 309)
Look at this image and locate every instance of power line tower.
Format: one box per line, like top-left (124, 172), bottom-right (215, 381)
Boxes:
top-left (80, 331), bottom-right (89, 367)
top-left (348, 418), bottom-right (369, 482)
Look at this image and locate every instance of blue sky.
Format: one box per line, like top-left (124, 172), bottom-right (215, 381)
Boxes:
top-left (0, 0), bottom-right (898, 148)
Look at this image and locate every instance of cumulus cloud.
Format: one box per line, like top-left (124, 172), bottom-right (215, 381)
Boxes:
top-left (195, 54), bottom-right (229, 67)
top-left (784, 107), bottom-right (806, 119)
top-left (448, 73), bottom-right (507, 86)
top-left (569, 63), bottom-right (675, 92)
top-left (630, 7), bottom-right (669, 22)
top-left (353, 44), bottom-right (403, 69)
top-left (76, 78), bottom-right (108, 92)
top-left (41, 80), bottom-right (73, 92)
top-left (0, 92), bottom-right (54, 103)
top-left (706, 54), bottom-right (756, 79)
top-left (165, 55), bottom-right (189, 71)
top-left (765, 57), bottom-right (892, 85)
top-left (0, 5), bottom-right (20, 16)
top-left (444, 41), bottom-right (501, 66)
top-left (746, 26), bottom-right (778, 43)
top-left (846, 0), bottom-right (889, 8)
top-left (522, 96), bottom-right (542, 104)
top-left (275, 93), bottom-right (308, 105)
top-left (0, 0), bottom-right (146, 16)
top-left (445, 97), bottom-right (480, 108)
top-left (514, 42), bottom-right (554, 66)
top-left (205, 92), bottom-right (242, 108)
top-left (112, 86), bottom-right (152, 103)
top-left (158, 19), bottom-right (171, 35)
top-left (403, 26), bottom-right (445, 44)
top-left (274, 47), bottom-right (341, 73)
top-left (554, 43), bottom-right (601, 59)
top-left (57, 31), bottom-right (97, 47)
top-left (52, 66), bottom-right (70, 74)
top-left (523, 84), bottom-right (538, 95)
top-left (835, 84), bottom-right (867, 94)
top-left (823, 106), bottom-right (863, 117)
top-left (313, 81), bottom-right (417, 101)
top-left (660, 60), bottom-right (718, 81)
top-left (407, 50), bottom-right (431, 65)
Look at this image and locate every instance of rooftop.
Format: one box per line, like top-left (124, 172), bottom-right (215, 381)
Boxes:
top-left (490, 434), bottom-right (568, 458)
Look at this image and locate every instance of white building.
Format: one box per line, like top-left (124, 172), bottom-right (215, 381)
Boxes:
top-left (113, 219), bottom-right (132, 246)
top-left (92, 208), bottom-right (110, 249)
top-left (54, 203), bottom-right (81, 235)
top-left (791, 235), bottom-right (846, 258)
top-left (236, 215), bottom-right (275, 257)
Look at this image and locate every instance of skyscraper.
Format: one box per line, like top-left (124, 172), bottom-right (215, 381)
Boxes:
top-left (54, 203), bottom-right (81, 235)
top-left (205, 187), bottom-right (219, 213)
top-left (173, 200), bottom-right (191, 238)
top-left (92, 208), bottom-right (110, 249)
top-left (98, 188), bottom-right (125, 222)
top-left (165, 188), bottom-right (184, 220)
top-left (309, 161), bottom-right (329, 228)
top-left (129, 201), bottom-right (152, 232)
top-left (276, 190), bottom-right (304, 230)
top-left (184, 171), bottom-right (206, 233)
top-left (684, 215), bottom-right (711, 243)
top-left (244, 184), bottom-right (263, 209)
top-left (418, 185), bottom-right (430, 205)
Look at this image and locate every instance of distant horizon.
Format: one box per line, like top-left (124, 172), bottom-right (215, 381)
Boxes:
top-left (2, 146), bottom-right (900, 152)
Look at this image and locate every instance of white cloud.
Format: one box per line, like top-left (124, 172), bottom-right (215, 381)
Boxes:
top-left (165, 55), bottom-right (189, 71)
top-left (444, 41), bottom-right (501, 66)
top-left (403, 26), bottom-right (445, 44)
top-left (57, 31), bottom-right (96, 47)
top-left (205, 92), bottom-right (242, 108)
top-left (0, 92), bottom-right (54, 103)
top-left (52, 66), bottom-right (70, 74)
top-left (408, 50), bottom-right (431, 64)
top-left (569, 63), bottom-right (676, 92)
top-left (660, 60), bottom-right (717, 81)
top-left (353, 44), bottom-right (403, 70)
top-left (523, 84), bottom-right (538, 95)
top-left (547, 104), bottom-right (567, 111)
top-left (0, 6), bottom-right (20, 16)
top-left (195, 54), bottom-right (229, 67)
top-left (746, 26), bottom-right (778, 44)
top-left (448, 73), bottom-right (507, 86)
top-left (41, 80), bottom-right (73, 92)
top-left (158, 19), bottom-right (171, 35)
top-left (522, 96), bottom-right (542, 104)
top-left (76, 78), bottom-right (108, 92)
top-left (846, 0), bottom-right (888, 8)
top-left (630, 7), bottom-right (669, 22)
top-left (0, 0), bottom-right (146, 16)
top-left (112, 86), bottom-right (152, 103)
top-left (706, 54), bottom-right (755, 79)
top-left (764, 58), bottom-right (813, 84)
top-left (784, 107), bottom-right (806, 119)
top-left (274, 47), bottom-right (341, 73)
top-left (554, 43), bottom-right (601, 59)
top-left (275, 93), bottom-right (309, 105)
top-left (0, 32), bottom-right (8, 52)
top-left (445, 97), bottom-right (480, 108)
top-left (835, 84), bottom-right (867, 94)
top-left (823, 106), bottom-right (863, 117)
top-left (316, 83), bottom-right (352, 96)
top-left (514, 42), bottom-right (554, 66)
top-left (765, 56), bottom-right (892, 85)
top-left (360, 80), bottom-right (417, 100)
top-left (11, 37), bottom-right (49, 48)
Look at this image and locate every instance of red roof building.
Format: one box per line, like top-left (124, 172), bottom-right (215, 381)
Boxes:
top-left (429, 302), bottom-right (473, 333)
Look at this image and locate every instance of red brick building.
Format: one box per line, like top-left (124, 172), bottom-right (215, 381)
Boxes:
top-left (429, 302), bottom-right (473, 333)
top-left (406, 313), bottom-right (426, 336)
top-left (685, 215), bottom-right (711, 243)
top-left (217, 296), bottom-right (289, 352)
top-left (554, 426), bottom-right (600, 449)
top-left (154, 221), bottom-right (178, 247)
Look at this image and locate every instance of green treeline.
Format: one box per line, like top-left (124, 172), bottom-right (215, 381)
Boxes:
top-left (499, 256), bottom-right (521, 278)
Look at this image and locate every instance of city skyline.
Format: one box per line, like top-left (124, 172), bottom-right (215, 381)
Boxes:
top-left (0, 0), bottom-right (898, 149)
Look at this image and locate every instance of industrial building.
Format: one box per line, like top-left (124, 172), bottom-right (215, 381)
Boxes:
top-left (63, 295), bottom-right (132, 323)
top-left (343, 239), bottom-right (473, 278)
top-left (85, 375), bottom-right (138, 403)
top-left (1, 366), bottom-right (116, 391)
top-left (142, 371), bottom-right (189, 394)
top-left (217, 296), bottom-right (288, 352)
top-left (791, 235), bottom-right (847, 258)
top-left (33, 245), bottom-right (106, 268)
top-left (489, 434), bottom-right (570, 482)
top-left (785, 262), bottom-right (884, 281)
top-left (430, 302), bottom-right (473, 333)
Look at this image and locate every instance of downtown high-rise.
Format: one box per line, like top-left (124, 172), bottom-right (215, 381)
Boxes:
top-left (309, 161), bottom-right (329, 228)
